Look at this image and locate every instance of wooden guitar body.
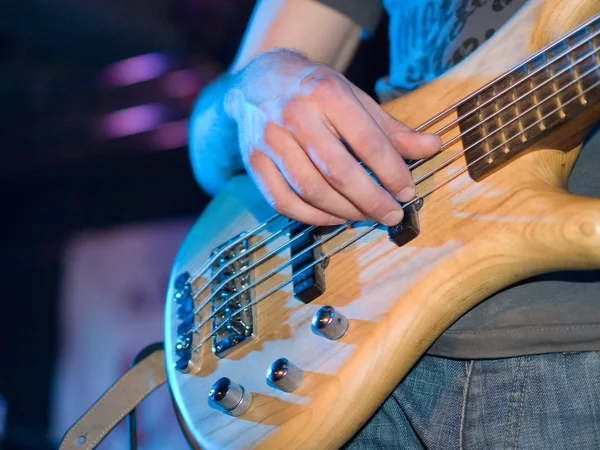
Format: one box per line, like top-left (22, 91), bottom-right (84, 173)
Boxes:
top-left (165, 1), bottom-right (600, 448)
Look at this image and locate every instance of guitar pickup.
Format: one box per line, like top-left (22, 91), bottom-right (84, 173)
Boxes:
top-left (388, 201), bottom-right (421, 247)
top-left (288, 222), bottom-right (326, 303)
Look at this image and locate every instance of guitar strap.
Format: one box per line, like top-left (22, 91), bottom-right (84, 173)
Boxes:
top-left (58, 346), bottom-right (167, 450)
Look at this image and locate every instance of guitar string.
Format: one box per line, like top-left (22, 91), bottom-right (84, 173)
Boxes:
top-left (192, 222), bottom-right (319, 314)
top-left (417, 46), bottom-right (600, 169)
top-left (412, 14), bottom-right (600, 134)
top-left (395, 16), bottom-right (600, 179)
top-left (355, 22), bottom-right (600, 175)
top-left (185, 58), bottom-right (600, 331)
top-left (185, 213), bottom-right (280, 289)
top-left (190, 220), bottom-right (351, 320)
top-left (191, 75), bottom-right (600, 352)
top-left (182, 20), bottom-right (599, 287)
top-left (183, 52), bottom-right (599, 324)
top-left (189, 159), bottom-right (397, 304)
top-left (187, 42), bottom-right (600, 306)
top-left (410, 23), bottom-right (600, 166)
top-left (190, 220), bottom-right (308, 300)
top-left (412, 60), bottom-right (600, 185)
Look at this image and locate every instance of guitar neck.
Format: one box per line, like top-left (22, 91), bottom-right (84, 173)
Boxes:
top-left (457, 13), bottom-right (600, 180)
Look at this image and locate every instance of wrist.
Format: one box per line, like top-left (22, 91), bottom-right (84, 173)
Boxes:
top-left (224, 48), bottom-right (316, 121)
top-left (189, 73), bottom-right (243, 196)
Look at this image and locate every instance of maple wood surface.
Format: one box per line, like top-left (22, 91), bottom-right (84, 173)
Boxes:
top-left (165, 1), bottom-right (600, 448)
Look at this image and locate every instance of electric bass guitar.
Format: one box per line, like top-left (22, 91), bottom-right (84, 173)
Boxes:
top-left (165, 1), bottom-right (600, 447)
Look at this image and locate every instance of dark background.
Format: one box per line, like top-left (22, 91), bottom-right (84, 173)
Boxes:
top-left (0, 1), bottom-right (389, 449)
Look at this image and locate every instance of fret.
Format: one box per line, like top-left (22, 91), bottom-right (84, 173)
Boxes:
top-left (591, 24), bottom-right (600, 90)
top-left (490, 84), bottom-right (510, 154)
top-left (475, 94), bottom-right (494, 164)
top-left (508, 73), bottom-right (527, 143)
top-left (567, 36), bottom-right (588, 105)
top-left (527, 62), bottom-right (546, 130)
top-left (546, 53), bottom-right (567, 118)
top-left (510, 65), bottom-right (539, 141)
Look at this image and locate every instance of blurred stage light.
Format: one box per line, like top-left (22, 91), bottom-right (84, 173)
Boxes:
top-left (95, 103), bottom-right (168, 139)
top-left (102, 52), bottom-right (170, 87)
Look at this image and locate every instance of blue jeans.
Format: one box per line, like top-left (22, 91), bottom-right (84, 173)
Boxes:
top-left (345, 352), bottom-right (600, 449)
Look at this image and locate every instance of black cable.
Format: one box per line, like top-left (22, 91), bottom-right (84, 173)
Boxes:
top-left (127, 342), bottom-right (164, 450)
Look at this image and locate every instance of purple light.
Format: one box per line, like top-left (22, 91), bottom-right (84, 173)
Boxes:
top-left (102, 53), bottom-right (169, 87)
top-left (95, 104), bottom-right (167, 139)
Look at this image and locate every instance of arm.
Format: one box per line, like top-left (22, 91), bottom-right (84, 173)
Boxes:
top-left (189, 0), bottom-right (363, 197)
top-left (189, 0), bottom-right (441, 226)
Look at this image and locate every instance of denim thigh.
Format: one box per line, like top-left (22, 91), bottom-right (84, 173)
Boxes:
top-left (344, 352), bottom-right (600, 449)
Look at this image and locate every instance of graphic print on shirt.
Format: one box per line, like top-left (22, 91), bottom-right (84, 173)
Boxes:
top-left (384, 0), bottom-right (527, 90)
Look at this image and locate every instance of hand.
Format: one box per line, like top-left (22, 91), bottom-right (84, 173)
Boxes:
top-left (224, 49), bottom-right (441, 226)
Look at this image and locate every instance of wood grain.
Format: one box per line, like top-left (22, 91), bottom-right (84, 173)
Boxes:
top-left (165, 1), bottom-right (600, 448)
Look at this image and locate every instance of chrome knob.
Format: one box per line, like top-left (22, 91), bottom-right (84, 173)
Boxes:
top-left (208, 377), bottom-right (252, 416)
top-left (311, 306), bottom-right (349, 340)
top-left (266, 358), bottom-right (303, 392)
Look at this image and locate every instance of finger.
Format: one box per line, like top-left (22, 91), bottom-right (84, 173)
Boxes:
top-left (292, 117), bottom-right (406, 226)
top-left (247, 150), bottom-right (346, 226)
top-left (350, 84), bottom-right (443, 160)
top-left (263, 123), bottom-right (367, 222)
top-left (319, 83), bottom-right (420, 203)
top-left (388, 130), bottom-right (443, 161)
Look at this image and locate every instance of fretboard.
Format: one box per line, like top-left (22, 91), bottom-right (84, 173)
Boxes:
top-left (458, 14), bottom-right (600, 180)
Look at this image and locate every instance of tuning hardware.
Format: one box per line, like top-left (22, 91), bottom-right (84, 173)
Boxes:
top-left (175, 336), bottom-right (191, 356)
top-left (266, 358), bottom-right (303, 392)
top-left (176, 295), bottom-right (194, 319)
top-left (208, 377), bottom-right (252, 416)
top-left (173, 287), bottom-right (191, 304)
top-left (311, 306), bottom-right (349, 340)
top-left (174, 272), bottom-right (191, 290)
top-left (175, 356), bottom-right (192, 373)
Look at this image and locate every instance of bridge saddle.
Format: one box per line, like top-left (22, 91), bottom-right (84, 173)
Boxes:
top-left (172, 232), bottom-right (256, 371)
top-left (209, 233), bottom-right (255, 358)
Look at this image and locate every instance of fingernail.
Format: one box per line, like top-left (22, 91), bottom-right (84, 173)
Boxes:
top-left (421, 132), bottom-right (443, 148)
top-left (396, 186), bottom-right (415, 202)
top-left (381, 209), bottom-right (404, 226)
top-left (328, 215), bottom-right (346, 225)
